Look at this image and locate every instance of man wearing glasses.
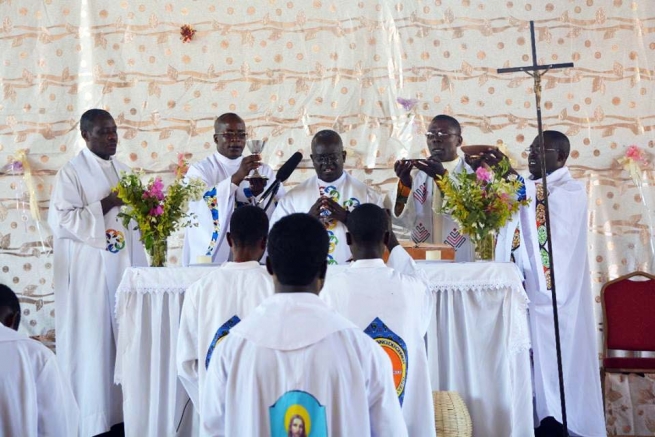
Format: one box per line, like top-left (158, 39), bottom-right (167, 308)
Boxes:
top-left (491, 131), bottom-right (605, 437)
top-left (182, 113), bottom-right (282, 266)
top-left (270, 129), bottom-right (386, 264)
top-left (392, 114), bottom-right (474, 262)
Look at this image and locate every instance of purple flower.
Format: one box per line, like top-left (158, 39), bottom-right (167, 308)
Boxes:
top-left (1, 161), bottom-right (23, 174)
top-left (149, 205), bottom-right (164, 217)
top-left (397, 97), bottom-right (418, 112)
top-left (143, 177), bottom-right (165, 201)
top-left (475, 166), bottom-right (492, 183)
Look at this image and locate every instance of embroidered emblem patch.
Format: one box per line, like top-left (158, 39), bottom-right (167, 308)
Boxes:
top-left (106, 229), bottom-right (126, 253)
top-left (342, 197), bottom-right (360, 211)
top-left (205, 315), bottom-right (241, 369)
top-left (444, 228), bottom-right (466, 249)
top-left (413, 183), bottom-right (428, 204)
top-left (411, 223), bottom-right (430, 244)
top-left (364, 317), bottom-right (408, 405)
top-left (269, 390), bottom-right (328, 437)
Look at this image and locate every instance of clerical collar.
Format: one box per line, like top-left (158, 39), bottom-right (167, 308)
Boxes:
top-left (214, 151), bottom-right (243, 172)
top-left (317, 172), bottom-right (347, 186)
top-left (84, 148), bottom-right (113, 167)
top-left (442, 156), bottom-right (462, 173)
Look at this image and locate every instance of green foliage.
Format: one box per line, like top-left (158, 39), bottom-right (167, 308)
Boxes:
top-left (437, 159), bottom-right (530, 243)
top-left (112, 171), bottom-right (204, 252)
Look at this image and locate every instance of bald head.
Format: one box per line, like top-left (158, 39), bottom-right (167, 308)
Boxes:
top-left (310, 130), bottom-right (346, 183)
top-left (214, 113), bottom-right (247, 159)
top-left (214, 113), bottom-right (244, 131)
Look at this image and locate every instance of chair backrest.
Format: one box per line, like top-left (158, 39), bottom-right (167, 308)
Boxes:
top-left (602, 272), bottom-right (655, 354)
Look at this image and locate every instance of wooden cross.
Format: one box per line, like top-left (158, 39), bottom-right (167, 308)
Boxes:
top-left (497, 20), bottom-right (574, 437)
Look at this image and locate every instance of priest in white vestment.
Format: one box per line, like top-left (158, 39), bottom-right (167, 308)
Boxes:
top-left (270, 129), bottom-right (386, 265)
top-left (177, 206), bottom-right (273, 413)
top-left (494, 131), bottom-right (605, 437)
top-left (0, 284), bottom-right (79, 436)
top-left (393, 114), bottom-right (474, 262)
top-left (201, 213), bottom-right (408, 437)
top-left (47, 109), bottom-right (147, 436)
top-left (321, 204), bottom-right (436, 437)
top-left (182, 113), bottom-right (283, 266)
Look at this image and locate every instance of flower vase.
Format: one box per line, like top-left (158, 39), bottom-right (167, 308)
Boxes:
top-left (148, 239), bottom-right (168, 267)
top-left (472, 232), bottom-right (496, 262)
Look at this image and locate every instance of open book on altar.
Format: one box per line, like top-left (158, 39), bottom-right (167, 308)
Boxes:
top-left (383, 241), bottom-right (455, 262)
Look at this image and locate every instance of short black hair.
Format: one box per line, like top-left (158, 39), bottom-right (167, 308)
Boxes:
top-left (431, 114), bottom-right (461, 134)
top-left (543, 130), bottom-right (571, 159)
top-left (0, 284), bottom-right (21, 329)
top-left (229, 206), bottom-right (269, 247)
top-left (267, 214), bottom-right (328, 286)
top-left (346, 203), bottom-right (388, 245)
top-left (311, 129), bottom-right (343, 151)
top-left (80, 109), bottom-right (112, 133)
top-left (214, 113), bottom-right (243, 131)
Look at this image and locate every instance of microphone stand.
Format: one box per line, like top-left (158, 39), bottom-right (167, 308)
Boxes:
top-left (257, 179), bottom-right (281, 212)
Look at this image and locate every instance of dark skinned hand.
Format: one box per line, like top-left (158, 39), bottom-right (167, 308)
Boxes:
top-left (394, 160), bottom-right (414, 187)
top-left (308, 197), bottom-right (325, 219)
top-left (101, 191), bottom-right (123, 215)
top-left (479, 149), bottom-right (519, 178)
top-left (231, 155), bottom-right (261, 186)
top-left (414, 157), bottom-right (446, 178)
top-left (322, 197), bottom-right (349, 223)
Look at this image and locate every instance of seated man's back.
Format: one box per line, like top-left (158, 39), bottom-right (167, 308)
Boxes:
top-left (0, 284), bottom-right (78, 436)
top-left (321, 204), bottom-right (435, 436)
top-left (178, 206), bottom-right (274, 410)
top-left (204, 293), bottom-right (406, 436)
top-left (201, 213), bottom-right (407, 437)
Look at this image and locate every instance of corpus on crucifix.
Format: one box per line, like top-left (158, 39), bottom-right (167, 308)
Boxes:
top-left (489, 21), bottom-right (606, 437)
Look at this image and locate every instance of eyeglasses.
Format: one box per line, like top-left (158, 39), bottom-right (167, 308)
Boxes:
top-left (524, 147), bottom-right (557, 154)
top-left (218, 132), bottom-right (248, 140)
top-left (425, 131), bottom-right (459, 140)
top-left (312, 153), bottom-right (342, 164)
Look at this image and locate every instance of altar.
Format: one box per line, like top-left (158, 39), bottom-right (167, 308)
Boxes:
top-left (114, 261), bottom-right (532, 437)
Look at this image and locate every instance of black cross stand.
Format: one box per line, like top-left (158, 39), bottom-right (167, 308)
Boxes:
top-left (497, 21), bottom-right (574, 437)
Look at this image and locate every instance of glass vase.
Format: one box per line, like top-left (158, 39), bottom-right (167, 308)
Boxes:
top-left (148, 239), bottom-right (168, 267)
top-left (472, 232), bottom-right (496, 262)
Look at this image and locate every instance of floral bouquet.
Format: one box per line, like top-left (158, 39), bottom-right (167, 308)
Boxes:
top-left (113, 154), bottom-right (205, 266)
top-left (437, 159), bottom-right (529, 260)
top-left (617, 145), bottom-right (649, 187)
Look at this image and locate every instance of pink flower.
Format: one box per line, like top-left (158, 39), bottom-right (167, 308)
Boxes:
top-left (175, 153), bottom-right (189, 179)
top-left (397, 97), bottom-right (418, 112)
top-left (626, 145), bottom-right (647, 163)
top-left (147, 177), bottom-right (165, 201)
top-left (476, 166), bottom-right (492, 183)
top-left (149, 205), bottom-right (164, 216)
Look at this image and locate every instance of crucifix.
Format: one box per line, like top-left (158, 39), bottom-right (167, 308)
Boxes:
top-left (497, 20), bottom-right (574, 437)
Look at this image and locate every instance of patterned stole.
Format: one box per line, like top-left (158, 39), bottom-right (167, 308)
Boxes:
top-left (203, 187), bottom-right (220, 256)
top-left (535, 183), bottom-right (553, 291)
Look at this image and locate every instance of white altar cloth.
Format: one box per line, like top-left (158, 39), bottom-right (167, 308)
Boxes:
top-left (114, 262), bottom-right (532, 437)
top-left (423, 261), bottom-right (533, 437)
top-left (115, 267), bottom-right (212, 437)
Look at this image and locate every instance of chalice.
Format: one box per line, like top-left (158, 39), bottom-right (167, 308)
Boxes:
top-left (245, 139), bottom-right (269, 182)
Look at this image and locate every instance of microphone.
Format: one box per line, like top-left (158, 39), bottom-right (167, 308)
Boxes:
top-left (274, 151), bottom-right (303, 183)
top-left (257, 152), bottom-right (303, 206)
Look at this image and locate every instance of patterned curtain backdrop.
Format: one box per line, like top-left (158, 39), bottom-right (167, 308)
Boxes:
top-left (0, 0), bottom-right (653, 390)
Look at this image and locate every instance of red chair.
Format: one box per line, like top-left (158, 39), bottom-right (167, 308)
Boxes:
top-left (601, 271), bottom-right (655, 378)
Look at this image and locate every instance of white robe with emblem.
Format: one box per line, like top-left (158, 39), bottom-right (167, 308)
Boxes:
top-left (497, 167), bottom-right (605, 436)
top-left (201, 293), bottom-right (408, 437)
top-left (393, 157), bottom-right (474, 262)
top-left (47, 147), bottom-right (147, 436)
top-left (183, 152), bottom-right (282, 266)
top-left (321, 259), bottom-right (435, 437)
top-left (177, 261), bottom-right (274, 413)
top-left (0, 324), bottom-right (79, 437)
top-left (270, 173), bottom-right (386, 264)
